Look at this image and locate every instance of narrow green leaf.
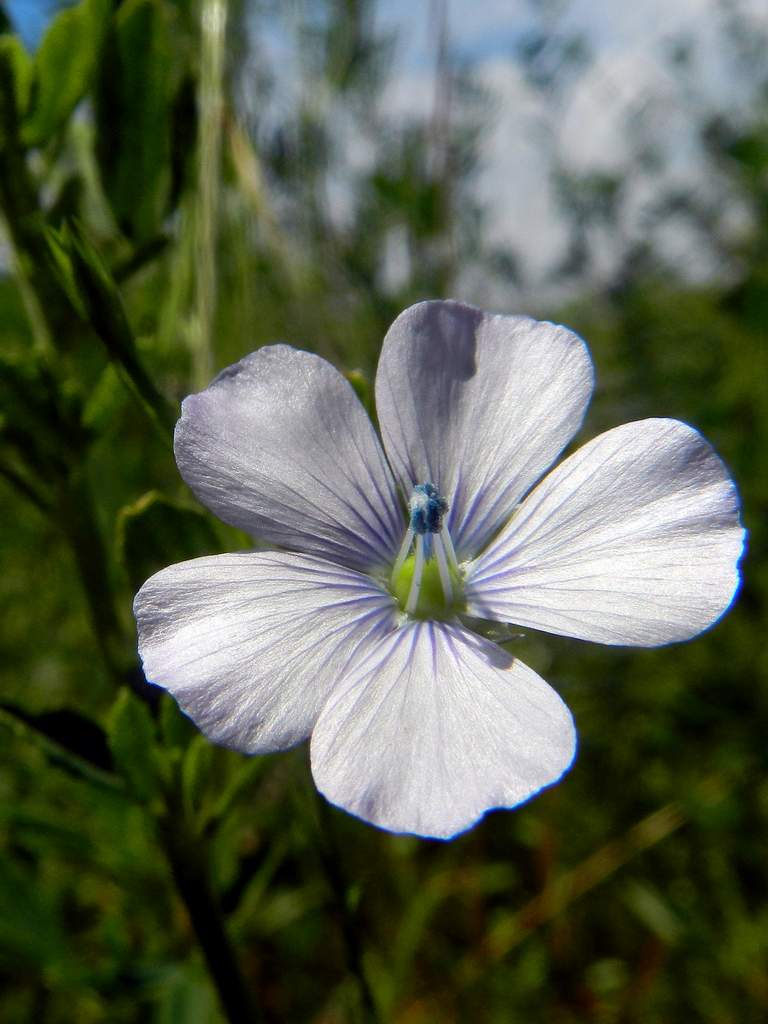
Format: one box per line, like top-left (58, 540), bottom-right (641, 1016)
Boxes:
top-left (94, 0), bottom-right (177, 242)
top-left (116, 490), bottom-right (222, 594)
top-left (0, 706), bottom-right (127, 798)
top-left (81, 363), bottom-right (125, 432)
top-left (106, 688), bottom-right (161, 801)
top-left (44, 221), bottom-right (177, 439)
top-left (22, 0), bottom-right (111, 147)
top-left (154, 963), bottom-right (221, 1024)
top-left (160, 693), bottom-right (197, 752)
top-left (0, 853), bottom-right (66, 969)
top-left (181, 735), bottom-right (215, 820)
top-left (624, 879), bottom-right (683, 944)
top-left (201, 755), bottom-right (269, 833)
top-left (44, 223), bottom-right (87, 318)
top-left (0, 703), bottom-right (112, 769)
top-left (0, 351), bottom-right (76, 480)
top-left (0, 35), bottom-right (33, 122)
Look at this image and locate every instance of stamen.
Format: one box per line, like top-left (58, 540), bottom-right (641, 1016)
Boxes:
top-left (393, 483), bottom-right (461, 617)
top-left (440, 524), bottom-right (460, 576)
top-left (409, 483), bottom-right (448, 536)
top-left (405, 533), bottom-right (426, 615)
top-left (391, 526), bottom-right (414, 587)
top-left (434, 533), bottom-right (453, 603)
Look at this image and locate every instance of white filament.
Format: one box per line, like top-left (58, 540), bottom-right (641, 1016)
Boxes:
top-left (391, 526), bottom-right (414, 587)
top-left (405, 534), bottom-right (426, 615)
top-left (440, 525), bottom-right (460, 577)
top-left (434, 533), bottom-right (453, 604)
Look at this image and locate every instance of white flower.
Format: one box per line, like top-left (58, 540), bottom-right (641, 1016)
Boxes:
top-left (134, 301), bottom-right (744, 839)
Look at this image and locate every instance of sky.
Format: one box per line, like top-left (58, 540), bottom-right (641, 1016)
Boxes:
top-left (5, 0), bottom-right (768, 297)
top-left (246, 0), bottom-right (767, 298)
top-left (4, 0), bottom-right (61, 48)
top-left (374, 0), bottom-right (768, 295)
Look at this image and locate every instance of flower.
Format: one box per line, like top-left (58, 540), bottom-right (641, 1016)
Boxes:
top-left (134, 300), bottom-right (744, 839)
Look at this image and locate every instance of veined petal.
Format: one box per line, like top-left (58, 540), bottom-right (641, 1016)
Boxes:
top-left (466, 419), bottom-right (745, 646)
top-left (375, 300), bottom-right (594, 559)
top-left (311, 620), bottom-right (576, 839)
top-left (134, 552), bottom-right (398, 753)
top-left (175, 346), bottom-right (403, 573)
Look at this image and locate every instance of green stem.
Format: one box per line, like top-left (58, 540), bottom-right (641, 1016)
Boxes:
top-left (159, 797), bottom-right (260, 1024)
top-left (191, 0), bottom-right (227, 388)
top-left (65, 224), bottom-right (177, 443)
top-left (57, 467), bottom-right (130, 687)
top-left (0, 62), bottom-right (77, 343)
top-left (2, 61), bottom-right (176, 444)
top-left (60, 465), bottom-right (258, 1022)
top-left (313, 793), bottom-right (381, 1024)
top-left (113, 233), bottom-right (171, 283)
top-left (0, 458), bottom-right (51, 515)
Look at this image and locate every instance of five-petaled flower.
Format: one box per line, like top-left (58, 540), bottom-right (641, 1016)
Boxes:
top-left (134, 301), bottom-right (744, 839)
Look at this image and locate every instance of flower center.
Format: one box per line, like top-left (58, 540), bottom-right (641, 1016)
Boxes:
top-left (409, 482), bottom-right (448, 535)
top-left (390, 483), bottom-right (462, 619)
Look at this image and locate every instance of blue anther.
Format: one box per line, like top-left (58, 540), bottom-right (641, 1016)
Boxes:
top-left (409, 483), bottom-right (449, 535)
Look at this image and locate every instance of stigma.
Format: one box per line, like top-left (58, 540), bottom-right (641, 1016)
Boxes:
top-left (409, 483), bottom-right (448, 535)
top-left (391, 483), bottom-right (461, 618)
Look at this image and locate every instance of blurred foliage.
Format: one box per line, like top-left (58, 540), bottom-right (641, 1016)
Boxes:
top-left (0, 0), bottom-right (767, 1022)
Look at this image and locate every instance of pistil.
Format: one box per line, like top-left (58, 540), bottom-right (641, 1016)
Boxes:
top-left (391, 483), bottom-right (461, 617)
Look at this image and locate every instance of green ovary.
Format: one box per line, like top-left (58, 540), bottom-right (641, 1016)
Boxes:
top-left (391, 553), bottom-right (463, 620)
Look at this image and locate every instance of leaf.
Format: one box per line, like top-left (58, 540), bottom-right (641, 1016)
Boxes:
top-left (106, 688), bottom-right (161, 801)
top-left (116, 491), bottom-right (221, 594)
top-left (0, 703), bottom-right (112, 769)
top-left (44, 221), bottom-right (177, 438)
top-left (81, 363), bottom-right (125, 432)
top-left (181, 735), bottom-right (215, 820)
top-left (0, 35), bottom-right (33, 122)
top-left (624, 879), bottom-right (682, 944)
top-left (45, 223), bottom-right (88, 318)
top-left (202, 756), bottom-right (269, 833)
top-left (726, 131), bottom-right (768, 177)
top-left (94, 0), bottom-right (178, 243)
top-left (0, 351), bottom-right (74, 480)
top-left (0, 706), bottom-right (126, 798)
top-left (21, 0), bottom-right (111, 147)
top-left (160, 694), bottom-right (197, 752)
top-left (0, 853), bottom-right (65, 969)
top-left (154, 963), bottom-right (221, 1024)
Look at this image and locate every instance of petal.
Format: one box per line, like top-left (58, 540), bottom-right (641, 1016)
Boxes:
top-left (310, 620), bottom-right (576, 838)
top-left (466, 419), bottom-right (745, 646)
top-left (375, 300), bottom-right (594, 559)
top-left (175, 346), bottom-right (403, 573)
top-left (134, 551), bottom-right (397, 753)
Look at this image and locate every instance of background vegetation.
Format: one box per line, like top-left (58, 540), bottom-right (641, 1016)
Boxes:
top-left (0, 1), bottom-right (766, 1021)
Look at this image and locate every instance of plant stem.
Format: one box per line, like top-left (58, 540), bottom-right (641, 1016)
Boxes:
top-left (0, 61), bottom-right (77, 343)
top-left (192, 0), bottom-right (227, 388)
top-left (64, 223), bottom-right (177, 443)
top-left (0, 459), bottom-right (51, 515)
top-left (313, 792), bottom-right (381, 1024)
top-left (159, 801), bottom-right (259, 1024)
top-left (57, 466), bottom-right (132, 688)
top-left (61, 467), bottom-right (258, 1023)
